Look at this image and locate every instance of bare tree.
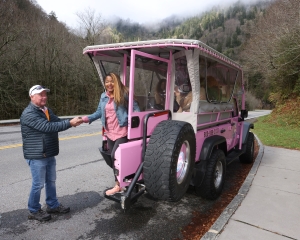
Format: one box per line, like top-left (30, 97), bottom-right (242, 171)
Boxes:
top-left (0, 0), bottom-right (101, 120)
top-left (76, 8), bottom-right (109, 45)
top-left (242, 0), bottom-right (300, 103)
top-left (0, 0), bottom-right (33, 119)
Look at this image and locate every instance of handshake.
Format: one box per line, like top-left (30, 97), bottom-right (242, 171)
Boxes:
top-left (69, 116), bottom-right (89, 127)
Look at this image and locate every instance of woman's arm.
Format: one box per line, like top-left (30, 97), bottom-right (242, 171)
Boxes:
top-left (84, 93), bottom-right (105, 123)
top-left (133, 98), bottom-right (140, 112)
top-left (154, 92), bottom-right (161, 104)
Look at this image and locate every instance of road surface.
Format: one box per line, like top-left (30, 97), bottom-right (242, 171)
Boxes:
top-left (0, 110), bottom-right (271, 239)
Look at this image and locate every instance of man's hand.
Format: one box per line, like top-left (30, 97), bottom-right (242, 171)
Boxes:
top-left (70, 117), bottom-right (83, 127)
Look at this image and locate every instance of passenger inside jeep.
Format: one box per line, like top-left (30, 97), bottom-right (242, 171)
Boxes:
top-left (207, 76), bottom-right (222, 102)
top-left (175, 84), bottom-right (192, 112)
top-left (174, 57), bottom-right (194, 112)
top-left (200, 87), bottom-right (206, 100)
top-left (154, 79), bottom-right (166, 110)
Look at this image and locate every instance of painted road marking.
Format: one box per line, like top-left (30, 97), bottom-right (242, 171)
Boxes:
top-left (0, 132), bottom-right (101, 150)
top-left (0, 144), bottom-right (22, 150)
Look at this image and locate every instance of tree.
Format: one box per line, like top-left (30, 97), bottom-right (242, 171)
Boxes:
top-left (76, 8), bottom-right (109, 45)
top-left (0, 0), bottom-right (101, 120)
top-left (236, 26), bottom-right (241, 35)
top-left (231, 32), bottom-right (241, 47)
top-left (225, 35), bottom-right (231, 48)
top-left (216, 42), bottom-right (222, 53)
top-left (242, 0), bottom-right (300, 103)
top-left (48, 11), bottom-right (58, 21)
top-left (0, 0), bottom-right (32, 119)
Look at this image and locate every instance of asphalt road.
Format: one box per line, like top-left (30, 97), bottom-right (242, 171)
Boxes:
top-left (0, 110), bottom-right (271, 240)
top-left (246, 109), bottom-right (272, 120)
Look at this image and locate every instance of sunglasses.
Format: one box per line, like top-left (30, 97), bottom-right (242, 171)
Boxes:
top-left (30, 85), bottom-right (46, 95)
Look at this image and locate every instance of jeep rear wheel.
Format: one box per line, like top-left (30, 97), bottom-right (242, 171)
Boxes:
top-left (195, 149), bottom-right (226, 200)
top-left (240, 132), bottom-right (254, 164)
top-left (143, 120), bottom-right (196, 201)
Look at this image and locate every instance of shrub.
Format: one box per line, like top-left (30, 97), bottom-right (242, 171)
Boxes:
top-left (245, 91), bottom-right (262, 110)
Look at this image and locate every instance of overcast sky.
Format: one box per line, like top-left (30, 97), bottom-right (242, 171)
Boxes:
top-left (35, 0), bottom-right (262, 28)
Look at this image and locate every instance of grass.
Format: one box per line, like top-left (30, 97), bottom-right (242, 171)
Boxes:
top-left (252, 115), bottom-right (300, 150)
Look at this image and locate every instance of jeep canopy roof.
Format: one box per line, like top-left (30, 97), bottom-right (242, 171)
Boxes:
top-left (83, 39), bottom-right (241, 70)
top-left (83, 38), bottom-right (245, 138)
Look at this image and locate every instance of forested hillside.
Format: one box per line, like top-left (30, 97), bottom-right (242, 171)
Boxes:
top-left (242, 0), bottom-right (300, 126)
top-left (112, 1), bottom-right (269, 58)
top-left (1, 0), bottom-right (299, 126)
top-left (0, 0), bottom-right (100, 119)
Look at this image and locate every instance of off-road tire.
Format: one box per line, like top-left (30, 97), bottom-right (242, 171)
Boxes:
top-left (239, 132), bottom-right (254, 164)
top-left (195, 149), bottom-right (226, 200)
top-left (143, 120), bottom-right (196, 201)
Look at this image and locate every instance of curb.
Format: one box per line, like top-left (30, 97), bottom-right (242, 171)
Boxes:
top-left (201, 135), bottom-right (265, 240)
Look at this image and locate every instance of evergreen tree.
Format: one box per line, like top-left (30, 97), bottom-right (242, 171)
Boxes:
top-left (225, 36), bottom-right (231, 48)
top-left (216, 42), bottom-right (222, 53)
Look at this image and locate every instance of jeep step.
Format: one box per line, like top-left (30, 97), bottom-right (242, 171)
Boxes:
top-left (226, 149), bottom-right (245, 165)
top-left (104, 184), bottom-right (146, 211)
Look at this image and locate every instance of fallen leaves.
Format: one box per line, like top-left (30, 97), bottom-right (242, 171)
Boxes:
top-left (179, 139), bottom-right (259, 239)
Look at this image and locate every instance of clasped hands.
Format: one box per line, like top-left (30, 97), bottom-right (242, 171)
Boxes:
top-left (69, 116), bottom-right (83, 127)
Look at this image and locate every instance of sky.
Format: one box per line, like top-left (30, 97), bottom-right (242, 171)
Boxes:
top-left (35, 0), bottom-right (261, 29)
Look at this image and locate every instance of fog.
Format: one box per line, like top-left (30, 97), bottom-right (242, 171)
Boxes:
top-left (35, 0), bottom-right (270, 28)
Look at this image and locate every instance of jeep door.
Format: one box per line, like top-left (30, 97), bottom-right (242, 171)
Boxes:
top-left (127, 50), bottom-right (172, 140)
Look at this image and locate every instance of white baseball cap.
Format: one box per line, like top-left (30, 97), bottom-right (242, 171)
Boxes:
top-left (29, 85), bottom-right (50, 96)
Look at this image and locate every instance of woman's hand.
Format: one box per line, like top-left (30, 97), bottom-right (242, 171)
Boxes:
top-left (82, 116), bottom-right (89, 123)
top-left (70, 117), bottom-right (83, 127)
top-left (174, 86), bottom-right (180, 97)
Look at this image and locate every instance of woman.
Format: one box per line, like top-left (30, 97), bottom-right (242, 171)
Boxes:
top-left (82, 73), bottom-right (140, 195)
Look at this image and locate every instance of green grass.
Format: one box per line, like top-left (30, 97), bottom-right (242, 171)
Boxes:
top-left (252, 115), bottom-right (300, 150)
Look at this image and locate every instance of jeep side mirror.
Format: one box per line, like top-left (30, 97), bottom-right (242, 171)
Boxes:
top-left (241, 110), bottom-right (248, 120)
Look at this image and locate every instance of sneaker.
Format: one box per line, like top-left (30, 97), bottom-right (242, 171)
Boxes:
top-left (28, 209), bottom-right (51, 221)
top-left (46, 204), bottom-right (70, 214)
top-left (106, 185), bottom-right (123, 196)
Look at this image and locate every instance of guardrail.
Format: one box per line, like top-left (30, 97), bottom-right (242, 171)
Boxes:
top-left (0, 116), bottom-right (84, 126)
top-left (0, 110), bottom-right (271, 126)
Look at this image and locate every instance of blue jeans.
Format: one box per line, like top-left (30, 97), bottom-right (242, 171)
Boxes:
top-left (26, 157), bottom-right (59, 213)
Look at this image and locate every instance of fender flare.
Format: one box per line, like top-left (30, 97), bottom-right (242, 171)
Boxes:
top-left (193, 135), bottom-right (227, 187)
top-left (242, 122), bottom-right (254, 144)
top-left (200, 135), bottom-right (227, 162)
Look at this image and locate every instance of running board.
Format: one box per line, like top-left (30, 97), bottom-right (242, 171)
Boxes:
top-left (104, 184), bottom-right (146, 211)
top-left (226, 147), bottom-right (246, 165)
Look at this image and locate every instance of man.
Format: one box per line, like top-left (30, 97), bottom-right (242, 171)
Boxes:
top-left (20, 85), bottom-right (83, 221)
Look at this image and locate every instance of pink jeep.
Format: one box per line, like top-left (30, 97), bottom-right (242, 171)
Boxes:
top-left (83, 39), bottom-right (253, 210)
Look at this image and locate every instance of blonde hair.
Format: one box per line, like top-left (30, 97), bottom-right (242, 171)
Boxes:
top-left (105, 73), bottom-right (129, 107)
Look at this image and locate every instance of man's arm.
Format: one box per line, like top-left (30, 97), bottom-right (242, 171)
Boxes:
top-left (21, 112), bottom-right (81, 133)
top-left (48, 108), bottom-right (82, 127)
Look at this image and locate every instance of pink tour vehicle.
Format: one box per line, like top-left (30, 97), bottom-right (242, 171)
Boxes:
top-left (83, 39), bottom-right (254, 211)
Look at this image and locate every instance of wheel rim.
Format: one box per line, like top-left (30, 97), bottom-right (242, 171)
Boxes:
top-left (214, 160), bottom-right (224, 189)
top-left (176, 140), bottom-right (191, 184)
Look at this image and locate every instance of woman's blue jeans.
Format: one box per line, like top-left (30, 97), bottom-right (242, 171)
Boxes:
top-left (26, 157), bottom-right (59, 213)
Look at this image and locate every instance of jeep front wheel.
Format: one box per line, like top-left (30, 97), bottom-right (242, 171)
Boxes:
top-left (240, 132), bottom-right (254, 164)
top-left (143, 120), bottom-right (196, 201)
